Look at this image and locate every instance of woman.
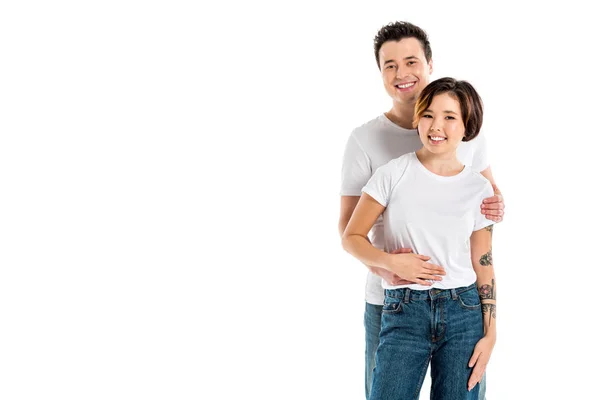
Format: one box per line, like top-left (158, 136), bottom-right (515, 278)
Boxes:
top-left (342, 77), bottom-right (497, 399)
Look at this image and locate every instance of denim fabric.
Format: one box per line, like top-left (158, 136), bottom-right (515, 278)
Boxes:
top-left (365, 303), bottom-right (383, 399)
top-left (369, 284), bottom-right (485, 400)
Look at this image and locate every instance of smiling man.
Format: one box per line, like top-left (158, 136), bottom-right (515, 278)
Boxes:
top-left (338, 22), bottom-right (505, 400)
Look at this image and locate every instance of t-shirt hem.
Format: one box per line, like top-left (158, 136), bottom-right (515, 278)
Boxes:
top-left (365, 296), bottom-right (385, 306)
top-left (340, 189), bottom-right (363, 196)
top-left (361, 188), bottom-right (386, 207)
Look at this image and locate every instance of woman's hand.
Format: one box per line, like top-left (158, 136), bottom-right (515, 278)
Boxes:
top-left (467, 335), bottom-right (496, 391)
top-left (368, 248), bottom-right (415, 285)
top-left (386, 252), bottom-right (445, 286)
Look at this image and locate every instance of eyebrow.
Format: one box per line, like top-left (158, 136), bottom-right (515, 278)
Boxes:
top-left (424, 109), bottom-right (459, 115)
top-left (383, 56), bottom-right (419, 65)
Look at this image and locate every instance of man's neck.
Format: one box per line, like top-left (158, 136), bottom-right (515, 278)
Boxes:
top-left (385, 101), bottom-right (417, 130)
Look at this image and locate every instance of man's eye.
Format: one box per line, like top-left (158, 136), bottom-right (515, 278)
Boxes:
top-left (386, 65), bottom-right (396, 69)
top-left (407, 61), bottom-right (416, 66)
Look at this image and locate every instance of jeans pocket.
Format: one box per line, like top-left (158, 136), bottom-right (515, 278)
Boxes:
top-left (457, 288), bottom-right (481, 311)
top-left (382, 297), bottom-right (403, 314)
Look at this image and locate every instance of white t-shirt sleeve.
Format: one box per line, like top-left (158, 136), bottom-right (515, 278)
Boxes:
top-left (340, 134), bottom-right (371, 196)
top-left (471, 133), bottom-right (490, 172)
top-left (361, 156), bottom-right (408, 207)
top-left (473, 182), bottom-right (496, 231)
top-left (362, 165), bottom-right (392, 207)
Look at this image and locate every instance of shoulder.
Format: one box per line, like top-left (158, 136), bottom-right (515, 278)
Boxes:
top-left (464, 168), bottom-right (494, 195)
top-left (349, 115), bottom-right (387, 143)
top-left (375, 152), bottom-right (413, 178)
top-left (460, 130), bottom-right (487, 150)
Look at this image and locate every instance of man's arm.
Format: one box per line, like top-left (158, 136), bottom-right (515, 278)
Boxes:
top-left (480, 167), bottom-right (505, 223)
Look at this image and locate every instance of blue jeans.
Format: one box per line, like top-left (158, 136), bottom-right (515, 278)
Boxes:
top-left (365, 284), bottom-right (487, 400)
top-left (365, 303), bottom-right (383, 399)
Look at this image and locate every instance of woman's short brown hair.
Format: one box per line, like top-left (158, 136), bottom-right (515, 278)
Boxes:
top-left (413, 77), bottom-right (483, 142)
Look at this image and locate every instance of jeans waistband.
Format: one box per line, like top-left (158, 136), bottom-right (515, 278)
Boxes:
top-left (385, 282), bottom-right (477, 303)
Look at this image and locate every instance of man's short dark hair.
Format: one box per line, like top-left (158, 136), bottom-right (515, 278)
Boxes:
top-left (374, 21), bottom-right (432, 69)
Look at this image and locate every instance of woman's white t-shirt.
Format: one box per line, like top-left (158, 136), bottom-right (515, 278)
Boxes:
top-left (362, 152), bottom-right (495, 291)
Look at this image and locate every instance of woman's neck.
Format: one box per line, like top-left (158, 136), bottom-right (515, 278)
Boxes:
top-left (415, 147), bottom-right (464, 176)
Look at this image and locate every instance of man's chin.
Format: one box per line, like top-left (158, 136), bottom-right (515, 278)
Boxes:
top-left (392, 95), bottom-right (418, 106)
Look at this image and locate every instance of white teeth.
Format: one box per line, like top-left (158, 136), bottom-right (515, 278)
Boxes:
top-left (396, 82), bottom-right (415, 89)
top-left (430, 136), bottom-right (446, 141)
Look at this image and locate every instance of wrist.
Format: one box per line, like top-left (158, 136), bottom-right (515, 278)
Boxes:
top-left (376, 252), bottom-right (394, 271)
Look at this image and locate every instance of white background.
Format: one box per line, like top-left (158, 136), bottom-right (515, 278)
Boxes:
top-left (1, 1), bottom-right (599, 399)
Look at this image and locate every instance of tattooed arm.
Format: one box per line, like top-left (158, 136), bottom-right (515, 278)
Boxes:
top-left (472, 224), bottom-right (497, 336)
top-left (466, 224), bottom-right (497, 391)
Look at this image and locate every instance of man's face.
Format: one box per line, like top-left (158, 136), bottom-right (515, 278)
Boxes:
top-left (379, 38), bottom-right (433, 107)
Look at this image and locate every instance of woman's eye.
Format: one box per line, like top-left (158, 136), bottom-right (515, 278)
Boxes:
top-left (422, 115), bottom-right (432, 118)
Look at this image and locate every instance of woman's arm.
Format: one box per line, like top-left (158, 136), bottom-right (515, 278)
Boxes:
top-left (467, 224), bottom-right (497, 391)
top-left (471, 225), bottom-right (497, 337)
top-left (341, 193), bottom-right (445, 286)
top-left (339, 195), bottom-right (412, 285)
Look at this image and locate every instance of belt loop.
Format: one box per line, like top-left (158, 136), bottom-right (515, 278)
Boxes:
top-left (451, 288), bottom-right (458, 300)
top-left (403, 288), bottom-right (411, 304)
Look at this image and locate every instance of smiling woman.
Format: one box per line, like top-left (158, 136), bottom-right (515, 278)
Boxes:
top-left (415, 77), bottom-right (484, 155)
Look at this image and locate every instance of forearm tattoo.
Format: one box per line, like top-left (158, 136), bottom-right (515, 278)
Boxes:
top-left (478, 279), bottom-right (496, 327)
top-left (482, 304), bottom-right (496, 319)
top-left (479, 249), bottom-right (493, 266)
top-left (478, 282), bottom-right (494, 299)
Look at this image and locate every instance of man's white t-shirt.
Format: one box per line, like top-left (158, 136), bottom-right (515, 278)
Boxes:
top-left (340, 114), bottom-right (489, 304)
top-left (362, 152), bottom-right (495, 291)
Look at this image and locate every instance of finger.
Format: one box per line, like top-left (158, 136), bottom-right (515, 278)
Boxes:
top-left (423, 264), bottom-right (446, 274)
top-left (421, 272), bottom-right (444, 280)
top-left (483, 194), bottom-right (503, 204)
top-left (385, 278), bottom-right (398, 285)
top-left (414, 279), bottom-right (432, 286)
top-left (426, 275), bottom-right (443, 281)
top-left (415, 254), bottom-right (431, 261)
top-left (483, 211), bottom-right (504, 219)
top-left (393, 279), bottom-right (414, 285)
top-left (468, 349), bottom-right (481, 368)
top-left (481, 202), bottom-right (504, 211)
top-left (389, 248), bottom-right (413, 254)
top-left (468, 364), bottom-right (487, 391)
top-left (485, 215), bottom-right (502, 223)
top-left (418, 273), bottom-right (444, 282)
top-left (467, 375), bottom-right (479, 392)
top-left (417, 273), bottom-right (442, 281)
top-left (481, 205), bottom-right (504, 214)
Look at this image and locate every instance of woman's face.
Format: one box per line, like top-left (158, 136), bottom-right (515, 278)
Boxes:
top-left (417, 92), bottom-right (465, 154)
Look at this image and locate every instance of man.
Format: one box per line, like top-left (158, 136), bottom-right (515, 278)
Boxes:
top-left (338, 22), bottom-right (504, 399)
